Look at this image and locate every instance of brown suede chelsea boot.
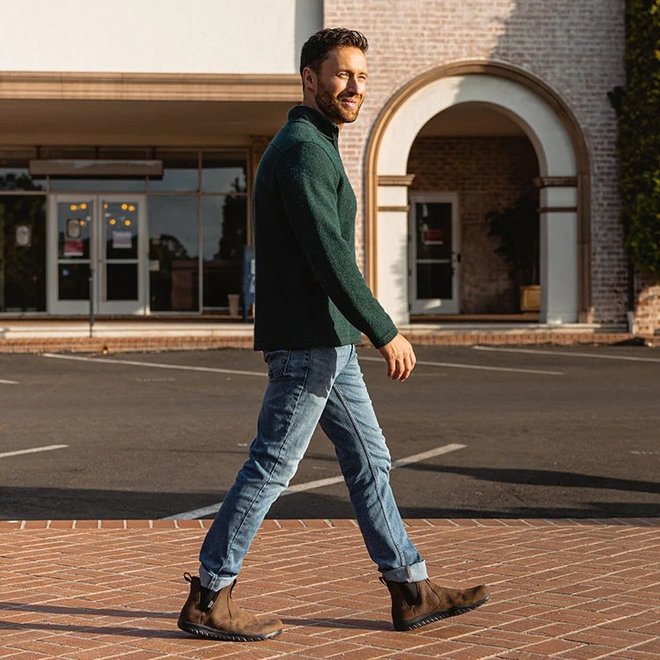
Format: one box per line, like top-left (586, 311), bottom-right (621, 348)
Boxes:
top-left (177, 573), bottom-right (283, 642)
top-left (382, 578), bottom-right (490, 631)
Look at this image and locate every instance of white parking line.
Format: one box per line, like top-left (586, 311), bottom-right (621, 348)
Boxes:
top-left (42, 353), bottom-right (266, 377)
top-left (163, 443), bottom-right (467, 520)
top-left (41, 351), bottom-right (564, 377)
top-left (0, 444), bottom-right (68, 459)
top-left (0, 379), bottom-right (18, 385)
top-left (473, 346), bottom-right (660, 363)
top-left (360, 356), bottom-right (562, 376)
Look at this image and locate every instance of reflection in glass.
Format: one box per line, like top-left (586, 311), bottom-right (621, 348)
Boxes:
top-left (417, 262), bottom-right (452, 300)
top-left (104, 201), bottom-right (138, 259)
top-left (106, 263), bottom-right (138, 300)
top-left (415, 202), bottom-right (453, 301)
top-left (148, 196), bottom-right (199, 311)
top-left (0, 196), bottom-right (47, 311)
top-left (202, 151), bottom-right (248, 193)
top-left (58, 263), bottom-right (90, 300)
top-left (0, 169), bottom-right (45, 191)
top-left (416, 203), bottom-right (452, 260)
top-left (148, 151), bottom-right (198, 192)
top-left (202, 195), bottom-right (246, 308)
top-left (49, 177), bottom-right (146, 192)
top-left (58, 200), bottom-right (93, 260)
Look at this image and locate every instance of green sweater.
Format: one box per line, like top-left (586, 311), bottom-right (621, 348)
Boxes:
top-left (253, 105), bottom-right (398, 351)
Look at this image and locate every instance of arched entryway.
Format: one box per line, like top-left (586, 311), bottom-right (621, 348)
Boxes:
top-left (406, 102), bottom-right (540, 317)
top-left (365, 62), bottom-right (591, 326)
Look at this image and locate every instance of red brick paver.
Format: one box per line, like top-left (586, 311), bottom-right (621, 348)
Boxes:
top-left (0, 519), bottom-right (658, 658)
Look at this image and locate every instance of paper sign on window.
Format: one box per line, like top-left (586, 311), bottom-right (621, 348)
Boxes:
top-left (112, 231), bottom-right (132, 249)
top-left (15, 225), bottom-right (31, 247)
top-left (66, 218), bottom-right (82, 239)
top-left (423, 227), bottom-right (444, 245)
top-left (63, 239), bottom-right (84, 257)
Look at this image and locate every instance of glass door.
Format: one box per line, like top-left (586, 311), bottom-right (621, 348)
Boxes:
top-left (48, 194), bottom-right (147, 314)
top-left (409, 192), bottom-right (460, 314)
top-left (98, 195), bottom-right (145, 314)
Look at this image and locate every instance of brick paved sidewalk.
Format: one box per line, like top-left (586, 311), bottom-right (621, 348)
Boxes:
top-left (0, 519), bottom-right (658, 659)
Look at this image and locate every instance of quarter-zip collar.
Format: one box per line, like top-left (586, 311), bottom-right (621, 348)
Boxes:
top-left (288, 105), bottom-right (339, 145)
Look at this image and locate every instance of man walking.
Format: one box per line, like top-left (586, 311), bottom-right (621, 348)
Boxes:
top-left (178, 28), bottom-right (489, 642)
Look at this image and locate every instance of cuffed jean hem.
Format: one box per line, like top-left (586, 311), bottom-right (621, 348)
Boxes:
top-left (199, 563), bottom-right (236, 591)
top-left (381, 560), bottom-right (428, 583)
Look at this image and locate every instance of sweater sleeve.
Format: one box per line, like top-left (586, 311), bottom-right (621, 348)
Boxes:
top-left (276, 141), bottom-right (398, 348)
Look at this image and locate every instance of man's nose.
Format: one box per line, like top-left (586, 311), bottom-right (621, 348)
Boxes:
top-left (347, 76), bottom-right (363, 95)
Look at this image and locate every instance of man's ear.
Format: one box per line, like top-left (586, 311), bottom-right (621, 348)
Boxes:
top-left (302, 66), bottom-right (317, 93)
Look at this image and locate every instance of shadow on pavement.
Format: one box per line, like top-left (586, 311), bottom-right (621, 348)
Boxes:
top-left (1, 484), bottom-right (658, 519)
top-left (0, 603), bottom-right (389, 638)
top-left (405, 464), bottom-right (660, 494)
top-left (0, 620), bottom-right (182, 639)
top-left (0, 601), bottom-right (175, 619)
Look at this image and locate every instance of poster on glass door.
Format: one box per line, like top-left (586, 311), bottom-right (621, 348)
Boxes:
top-left (64, 218), bottom-right (84, 257)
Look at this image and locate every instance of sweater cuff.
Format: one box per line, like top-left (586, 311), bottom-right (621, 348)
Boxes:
top-left (369, 324), bottom-right (399, 349)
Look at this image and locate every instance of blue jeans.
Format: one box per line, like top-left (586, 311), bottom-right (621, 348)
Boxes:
top-left (199, 345), bottom-right (427, 590)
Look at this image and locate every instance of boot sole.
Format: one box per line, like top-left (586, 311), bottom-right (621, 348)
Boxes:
top-left (395, 594), bottom-right (490, 631)
top-left (177, 618), bottom-right (283, 642)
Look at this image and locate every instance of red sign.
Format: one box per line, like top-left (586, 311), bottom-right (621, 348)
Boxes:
top-left (63, 239), bottom-right (83, 257)
top-left (424, 228), bottom-right (444, 244)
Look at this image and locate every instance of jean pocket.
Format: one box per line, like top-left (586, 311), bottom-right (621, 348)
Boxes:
top-left (264, 350), bottom-right (291, 380)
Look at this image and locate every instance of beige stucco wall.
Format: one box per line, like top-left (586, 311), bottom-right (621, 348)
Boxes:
top-left (0, 0), bottom-right (322, 74)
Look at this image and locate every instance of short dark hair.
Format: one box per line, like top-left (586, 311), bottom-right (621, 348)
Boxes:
top-left (299, 28), bottom-right (368, 75)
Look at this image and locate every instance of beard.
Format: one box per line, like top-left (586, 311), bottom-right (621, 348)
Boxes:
top-left (315, 89), bottom-right (363, 124)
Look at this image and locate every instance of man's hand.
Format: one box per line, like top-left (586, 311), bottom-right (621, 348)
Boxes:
top-left (378, 333), bottom-right (416, 381)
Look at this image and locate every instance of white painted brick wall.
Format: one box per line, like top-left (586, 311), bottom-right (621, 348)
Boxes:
top-left (324, 0), bottom-right (627, 324)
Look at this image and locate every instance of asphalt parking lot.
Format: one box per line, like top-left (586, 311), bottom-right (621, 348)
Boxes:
top-left (1, 344), bottom-right (658, 520)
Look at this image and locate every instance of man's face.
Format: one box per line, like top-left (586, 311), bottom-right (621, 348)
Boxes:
top-left (307, 46), bottom-right (368, 125)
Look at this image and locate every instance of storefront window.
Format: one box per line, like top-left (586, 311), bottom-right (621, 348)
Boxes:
top-left (202, 194), bottom-right (247, 308)
top-left (202, 151), bottom-right (247, 193)
top-left (0, 196), bottom-right (46, 311)
top-left (49, 178), bottom-right (146, 192)
top-left (0, 153), bottom-right (45, 191)
top-left (148, 151), bottom-right (199, 192)
top-left (148, 195), bottom-right (199, 311)
top-left (0, 147), bottom-right (249, 315)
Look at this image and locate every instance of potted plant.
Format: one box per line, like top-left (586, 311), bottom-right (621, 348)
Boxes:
top-left (485, 195), bottom-right (540, 311)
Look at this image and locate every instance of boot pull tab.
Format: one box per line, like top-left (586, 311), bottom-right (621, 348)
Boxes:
top-left (183, 572), bottom-right (193, 584)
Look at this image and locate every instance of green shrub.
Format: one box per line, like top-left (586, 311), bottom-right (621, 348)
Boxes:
top-left (609, 0), bottom-right (660, 277)
top-left (486, 195), bottom-right (540, 286)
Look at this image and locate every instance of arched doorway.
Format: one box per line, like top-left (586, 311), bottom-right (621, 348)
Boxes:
top-left (406, 102), bottom-right (540, 317)
top-left (366, 62), bottom-right (591, 326)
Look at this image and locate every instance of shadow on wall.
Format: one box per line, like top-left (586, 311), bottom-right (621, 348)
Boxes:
top-left (294, 0), bottom-right (323, 71)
